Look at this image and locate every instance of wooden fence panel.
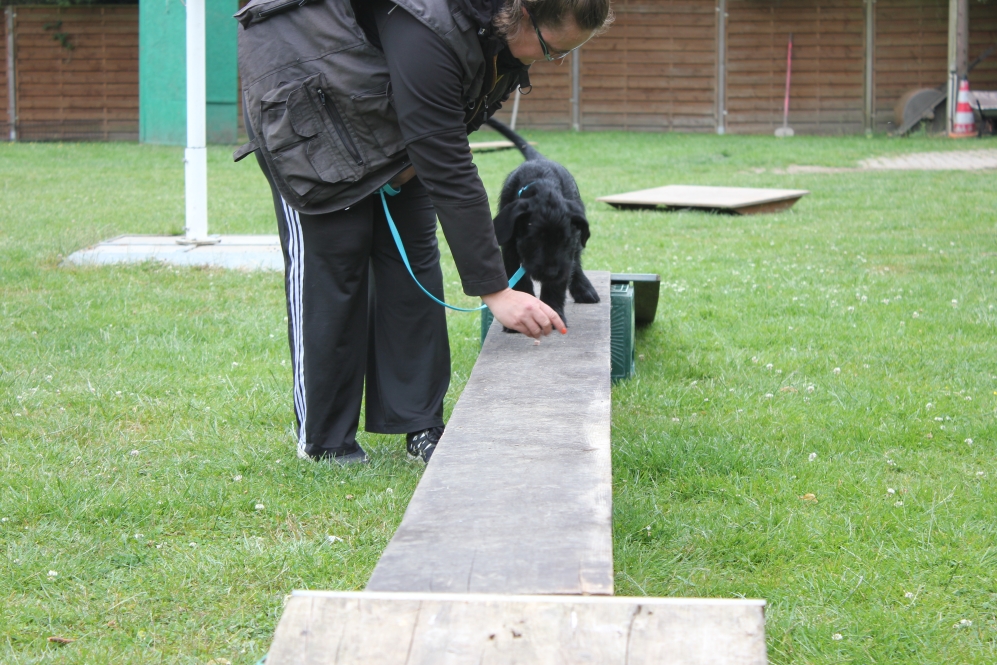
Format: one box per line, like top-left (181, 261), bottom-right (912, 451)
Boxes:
top-left (6, 5), bottom-right (138, 141)
top-left (487, 58), bottom-right (572, 130)
top-left (968, 3), bottom-right (997, 95)
top-left (580, 0), bottom-right (717, 132)
top-left (726, 0), bottom-right (865, 134)
top-left (874, 0), bottom-right (947, 132)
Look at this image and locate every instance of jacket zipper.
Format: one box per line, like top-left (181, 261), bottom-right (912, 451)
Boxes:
top-left (317, 88), bottom-right (363, 166)
top-left (257, 0), bottom-right (313, 20)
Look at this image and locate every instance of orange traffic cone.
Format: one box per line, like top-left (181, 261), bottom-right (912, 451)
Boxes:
top-left (950, 79), bottom-right (977, 138)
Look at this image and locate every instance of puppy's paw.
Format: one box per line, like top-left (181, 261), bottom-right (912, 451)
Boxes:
top-left (571, 284), bottom-right (601, 304)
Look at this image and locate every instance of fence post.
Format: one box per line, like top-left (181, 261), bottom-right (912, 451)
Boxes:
top-left (571, 48), bottom-right (580, 131)
top-left (5, 6), bottom-right (16, 141)
top-left (715, 0), bottom-right (726, 135)
top-left (864, 0), bottom-right (875, 134)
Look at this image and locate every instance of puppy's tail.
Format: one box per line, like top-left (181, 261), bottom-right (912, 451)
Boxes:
top-left (484, 117), bottom-right (542, 161)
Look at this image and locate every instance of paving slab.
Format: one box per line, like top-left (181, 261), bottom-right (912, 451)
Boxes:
top-left (64, 234), bottom-right (282, 271)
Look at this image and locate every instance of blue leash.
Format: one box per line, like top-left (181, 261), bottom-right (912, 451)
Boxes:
top-left (379, 183), bottom-right (525, 312)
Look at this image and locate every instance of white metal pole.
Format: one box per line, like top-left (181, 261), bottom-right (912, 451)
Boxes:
top-left (183, 0), bottom-right (210, 242)
top-left (6, 7), bottom-right (17, 142)
top-left (510, 88), bottom-right (521, 130)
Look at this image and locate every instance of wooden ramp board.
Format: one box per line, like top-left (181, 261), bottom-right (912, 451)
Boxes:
top-left (267, 591), bottom-right (768, 665)
top-left (597, 186), bottom-right (809, 215)
top-left (366, 272), bottom-right (613, 595)
top-left (468, 140), bottom-right (538, 152)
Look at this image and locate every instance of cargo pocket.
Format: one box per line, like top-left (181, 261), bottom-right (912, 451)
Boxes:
top-left (352, 83), bottom-right (405, 158)
top-left (260, 75), bottom-right (364, 201)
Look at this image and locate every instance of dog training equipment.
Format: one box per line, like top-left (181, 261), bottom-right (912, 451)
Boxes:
top-left (263, 272), bottom-right (768, 664)
top-left (598, 185), bottom-right (809, 215)
top-left (950, 79), bottom-right (978, 138)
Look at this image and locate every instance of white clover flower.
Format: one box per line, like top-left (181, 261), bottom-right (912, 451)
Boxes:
top-left (833, 367), bottom-right (841, 375)
top-left (895, 501), bottom-right (904, 507)
top-left (189, 542), bottom-right (197, 548)
top-left (48, 570), bottom-right (58, 578)
top-left (327, 535), bottom-right (343, 544)
top-left (233, 475), bottom-right (242, 482)
top-left (255, 503), bottom-right (265, 511)
top-left (925, 402), bottom-right (933, 409)
top-left (904, 591), bottom-right (915, 599)
top-left (808, 452), bottom-right (817, 462)
top-left (672, 417), bottom-right (680, 422)
top-left (765, 393), bottom-right (774, 399)
top-left (832, 633), bottom-right (843, 641)
top-left (129, 450), bottom-right (140, 456)
top-left (887, 488), bottom-right (896, 495)
top-left (954, 619), bottom-right (972, 628)
top-left (912, 311), bottom-right (919, 318)
top-left (766, 363), bottom-right (774, 370)
top-left (965, 438), bottom-right (973, 445)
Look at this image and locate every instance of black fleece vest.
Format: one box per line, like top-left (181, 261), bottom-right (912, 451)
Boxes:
top-left (234, 0), bottom-right (486, 214)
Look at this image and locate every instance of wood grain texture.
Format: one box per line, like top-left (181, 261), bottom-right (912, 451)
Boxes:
top-left (725, 0), bottom-right (865, 135)
top-left (366, 273), bottom-right (613, 596)
top-left (267, 591), bottom-right (768, 665)
top-left (8, 5), bottom-right (138, 141)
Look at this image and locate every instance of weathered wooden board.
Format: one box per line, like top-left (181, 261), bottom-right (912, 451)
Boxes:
top-left (266, 591), bottom-right (768, 665)
top-left (597, 185), bottom-right (809, 215)
top-left (366, 272), bottom-right (613, 596)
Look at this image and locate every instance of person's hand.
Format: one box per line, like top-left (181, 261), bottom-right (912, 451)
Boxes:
top-left (481, 288), bottom-right (566, 339)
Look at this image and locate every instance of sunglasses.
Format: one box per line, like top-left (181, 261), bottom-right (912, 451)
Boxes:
top-left (524, 6), bottom-right (577, 62)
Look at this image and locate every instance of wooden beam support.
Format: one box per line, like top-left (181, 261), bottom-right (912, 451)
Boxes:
top-left (863, 0), bottom-right (875, 134)
top-left (716, 0), bottom-right (727, 135)
top-left (366, 273), bottom-right (613, 596)
top-left (266, 591), bottom-right (768, 665)
top-left (947, 0), bottom-right (968, 132)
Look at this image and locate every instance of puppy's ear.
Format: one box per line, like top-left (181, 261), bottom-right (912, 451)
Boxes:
top-left (493, 199), bottom-right (530, 245)
top-left (571, 214), bottom-right (591, 247)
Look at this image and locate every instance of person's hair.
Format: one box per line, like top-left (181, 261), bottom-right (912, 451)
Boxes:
top-left (494, 0), bottom-right (614, 41)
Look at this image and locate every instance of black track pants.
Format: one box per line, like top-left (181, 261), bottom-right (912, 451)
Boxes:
top-left (258, 160), bottom-right (450, 458)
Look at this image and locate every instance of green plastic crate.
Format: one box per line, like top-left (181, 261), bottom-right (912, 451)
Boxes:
top-left (481, 306), bottom-right (495, 346)
top-left (610, 283), bottom-right (635, 381)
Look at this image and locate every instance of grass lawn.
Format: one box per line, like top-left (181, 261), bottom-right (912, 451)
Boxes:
top-left (1, 131), bottom-right (995, 663)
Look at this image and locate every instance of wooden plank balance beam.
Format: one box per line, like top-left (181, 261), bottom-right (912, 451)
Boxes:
top-left (265, 272), bottom-right (767, 664)
top-left (366, 272), bottom-right (614, 595)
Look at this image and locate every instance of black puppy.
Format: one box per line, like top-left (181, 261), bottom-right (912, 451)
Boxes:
top-left (486, 117), bottom-right (599, 327)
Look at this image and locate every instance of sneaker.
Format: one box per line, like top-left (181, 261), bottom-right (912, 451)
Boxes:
top-left (406, 426), bottom-right (444, 463)
top-left (314, 446), bottom-right (369, 466)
